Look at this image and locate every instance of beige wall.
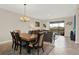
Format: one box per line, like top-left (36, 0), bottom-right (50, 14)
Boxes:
top-left (64, 16), bottom-right (74, 37)
top-left (0, 8), bottom-right (42, 42)
top-left (0, 8), bottom-right (75, 42)
top-left (75, 5), bottom-right (79, 43)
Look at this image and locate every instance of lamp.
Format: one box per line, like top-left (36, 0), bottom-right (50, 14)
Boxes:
top-left (20, 4), bottom-right (30, 22)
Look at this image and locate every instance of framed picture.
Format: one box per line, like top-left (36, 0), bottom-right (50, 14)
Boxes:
top-left (43, 24), bottom-right (46, 28)
top-left (35, 21), bottom-right (40, 27)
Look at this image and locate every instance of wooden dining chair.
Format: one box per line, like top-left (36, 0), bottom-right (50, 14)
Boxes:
top-left (10, 31), bottom-right (16, 49)
top-left (28, 33), bottom-right (44, 54)
top-left (14, 32), bottom-right (23, 54)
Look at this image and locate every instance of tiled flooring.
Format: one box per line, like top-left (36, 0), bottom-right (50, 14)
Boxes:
top-left (0, 35), bottom-right (79, 55)
top-left (49, 35), bottom-right (79, 55)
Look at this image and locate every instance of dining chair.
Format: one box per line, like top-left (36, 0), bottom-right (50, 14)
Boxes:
top-left (28, 33), bottom-right (44, 55)
top-left (14, 32), bottom-right (23, 54)
top-left (10, 31), bottom-right (16, 49)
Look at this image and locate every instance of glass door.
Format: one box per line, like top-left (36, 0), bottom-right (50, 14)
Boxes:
top-left (49, 21), bottom-right (64, 36)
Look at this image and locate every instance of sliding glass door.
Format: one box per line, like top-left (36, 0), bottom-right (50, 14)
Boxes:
top-left (49, 21), bottom-right (64, 36)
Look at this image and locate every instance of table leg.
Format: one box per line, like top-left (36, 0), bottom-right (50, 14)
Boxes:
top-left (19, 41), bottom-right (22, 54)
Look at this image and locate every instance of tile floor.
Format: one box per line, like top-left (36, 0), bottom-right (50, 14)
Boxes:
top-left (49, 35), bottom-right (79, 55)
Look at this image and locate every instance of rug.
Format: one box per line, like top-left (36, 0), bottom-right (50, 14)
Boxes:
top-left (0, 42), bottom-right (54, 55)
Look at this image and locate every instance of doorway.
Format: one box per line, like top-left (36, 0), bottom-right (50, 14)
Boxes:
top-left (49, 21), bottom-right (65, 37)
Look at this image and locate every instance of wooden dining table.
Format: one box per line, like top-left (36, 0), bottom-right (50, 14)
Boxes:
top-left (19, 32), bottom-right (45, 54)
top-left (20, 33), bottom-right (37, 41)
top-left (18, 33), bottom-right (37, 54)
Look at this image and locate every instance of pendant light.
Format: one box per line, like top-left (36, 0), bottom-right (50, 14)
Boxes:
top-left (20, 4), bottom-right (30, 22)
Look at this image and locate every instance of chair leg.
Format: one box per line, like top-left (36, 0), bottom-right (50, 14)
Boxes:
top-left (16, 44), bottom-right (18, 50)
top-left (37, 48), bottom-right (39, 55)
top-left (27, 46), bottom-right (31, 54)
top-left (12, 42), bottom-right (14, 48)
top-left (19, 45), bottom-right (22, 54)
top-left (42, 47), bottom-right (44, 52)
top-left (14, 43), bottom-right (16, 50)
top-left (14, 43), bottom-right (18, 51)
top-left (12, 41), bottom-right (15, 48)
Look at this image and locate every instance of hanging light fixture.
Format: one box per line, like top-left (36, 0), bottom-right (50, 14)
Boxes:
top-left (20, 4), bottom-right (30, 22)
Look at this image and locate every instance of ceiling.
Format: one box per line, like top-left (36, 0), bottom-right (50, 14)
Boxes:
top-left (0, 4), bottom-right (77, 20)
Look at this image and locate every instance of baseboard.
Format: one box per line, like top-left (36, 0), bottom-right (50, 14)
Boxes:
top-left (0, 40), bottom-right (11, 44)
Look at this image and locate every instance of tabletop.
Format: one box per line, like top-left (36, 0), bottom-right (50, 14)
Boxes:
top-left (20, 33), bottom-right (37, 41)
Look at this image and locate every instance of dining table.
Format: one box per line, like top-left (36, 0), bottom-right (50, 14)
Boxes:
top-left (20, 33), bottom-right (37, 41)
top-left (19, 33), bottom-right (37, 54)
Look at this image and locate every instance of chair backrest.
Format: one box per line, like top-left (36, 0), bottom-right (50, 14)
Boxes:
top-left (14, 32), bottom-right (21, 41)
top-left (10, 31), bottom-right (15, 40)
top-left (14, 30), bottom-right (21, 34)
top-left (39, 34), bottom-right (44, 47)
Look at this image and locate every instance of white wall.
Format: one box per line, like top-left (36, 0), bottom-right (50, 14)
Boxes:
top-left (0, 8), bottom-right (42, 42)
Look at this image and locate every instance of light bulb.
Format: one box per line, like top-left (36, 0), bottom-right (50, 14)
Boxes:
top-left (20, 16), bottom-right (30, 22)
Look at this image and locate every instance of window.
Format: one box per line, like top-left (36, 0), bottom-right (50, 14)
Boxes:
top-left (50, 22), bottom-right (64, 28)
top-left (59, 23), bottom-right (64, 27)
top-left (49, 21), bottom-right (64, 35)
top-left (50, 23), bottom-right (58, 28)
